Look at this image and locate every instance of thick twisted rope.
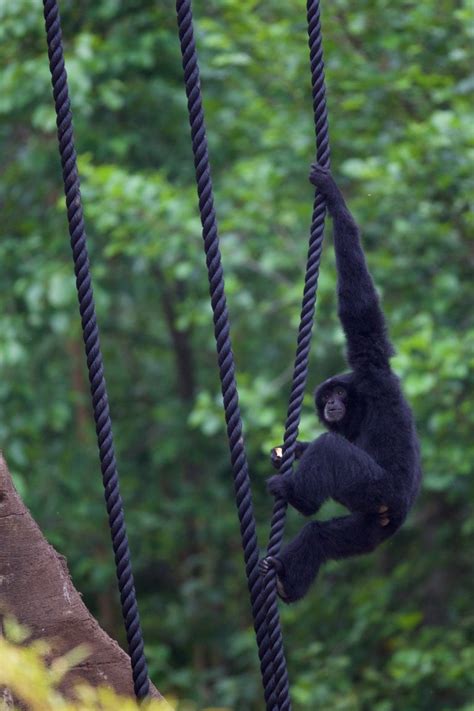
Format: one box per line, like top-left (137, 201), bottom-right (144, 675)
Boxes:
top-left (42, 0), bottom-right (149, 699)
top-left (262, 0), bottom-right (331, 707)
top-left (176, 1), bottom-right (281, 708)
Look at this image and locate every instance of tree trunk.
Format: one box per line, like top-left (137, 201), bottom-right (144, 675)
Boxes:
top-left (0, 453), bottom-right (164, 702)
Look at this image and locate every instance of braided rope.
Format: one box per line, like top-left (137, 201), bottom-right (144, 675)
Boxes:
top-left (177, 0), bottom-right (330, 707)
top-left (42, 0), bottom-right (149, 699)
top-left (176, 1), bottom-right (281, 708)
top-left (262, 0), bottom-right (331, 707)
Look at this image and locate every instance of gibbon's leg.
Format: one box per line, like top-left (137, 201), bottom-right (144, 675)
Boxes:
top-left (269, 512), bottom-right (389, 603)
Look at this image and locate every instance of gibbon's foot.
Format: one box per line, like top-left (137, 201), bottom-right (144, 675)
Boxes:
top-left (259, 556), bottom-right (282, 576)
top-left (270, 446), bottom-right (283, 470)
top-left (259, 557), bottom-right (290, 603)
top-left (378, 505), bottom-right (390, 527)
top-left (276, 577), bottom-right (290, 603)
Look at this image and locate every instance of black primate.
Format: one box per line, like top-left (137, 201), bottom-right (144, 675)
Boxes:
top-left (262, 165), bottom-right (421, 603)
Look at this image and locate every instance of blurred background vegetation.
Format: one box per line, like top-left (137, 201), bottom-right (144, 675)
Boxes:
top-left (0, 0), bottom-right (473, 709)
top-left (0, 618), bottom-right (171, 711)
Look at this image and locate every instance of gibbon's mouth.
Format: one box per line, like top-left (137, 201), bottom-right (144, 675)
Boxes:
top-left (325, 408), bottom-right (344, 421)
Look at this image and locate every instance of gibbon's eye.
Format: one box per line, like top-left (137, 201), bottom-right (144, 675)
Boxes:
top-left (335, 388), bottom-right (346, 399)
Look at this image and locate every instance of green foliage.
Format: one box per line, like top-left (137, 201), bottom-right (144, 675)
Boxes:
top-left (0, 618), bottom-right (173, 710)
top-left (0, 0), bottom-right (472, 708)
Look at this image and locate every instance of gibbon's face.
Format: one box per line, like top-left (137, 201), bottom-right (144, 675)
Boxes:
top-left (315, 373), bottom-right (364, 439)
top-left (320, 385), bottom-right (347, 423)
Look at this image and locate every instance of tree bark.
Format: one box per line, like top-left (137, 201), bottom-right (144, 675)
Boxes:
top-left (0, 453), bottom-right (164, 702)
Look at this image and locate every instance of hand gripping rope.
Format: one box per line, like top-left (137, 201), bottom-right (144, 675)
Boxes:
top-left (42, 0), bottom-right (150, 699)
top-left (176, 1), bottom-right (330, 709)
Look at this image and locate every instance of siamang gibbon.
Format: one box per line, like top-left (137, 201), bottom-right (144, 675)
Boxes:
top-left (261, 165), bottom-right (422, 604)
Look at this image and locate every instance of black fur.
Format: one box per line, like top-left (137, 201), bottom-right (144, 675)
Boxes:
top-left (267, 166), bottom-right (422, 603)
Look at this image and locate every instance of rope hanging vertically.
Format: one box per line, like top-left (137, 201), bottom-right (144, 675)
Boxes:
top-left (262, 0), bottom-right (331, 706)
top-left (177, 0), bottom-right (330, 709)
top-left (175, 1), bottom-right (281, 708)
top-left (42, 0), bottom-right (150, 699)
